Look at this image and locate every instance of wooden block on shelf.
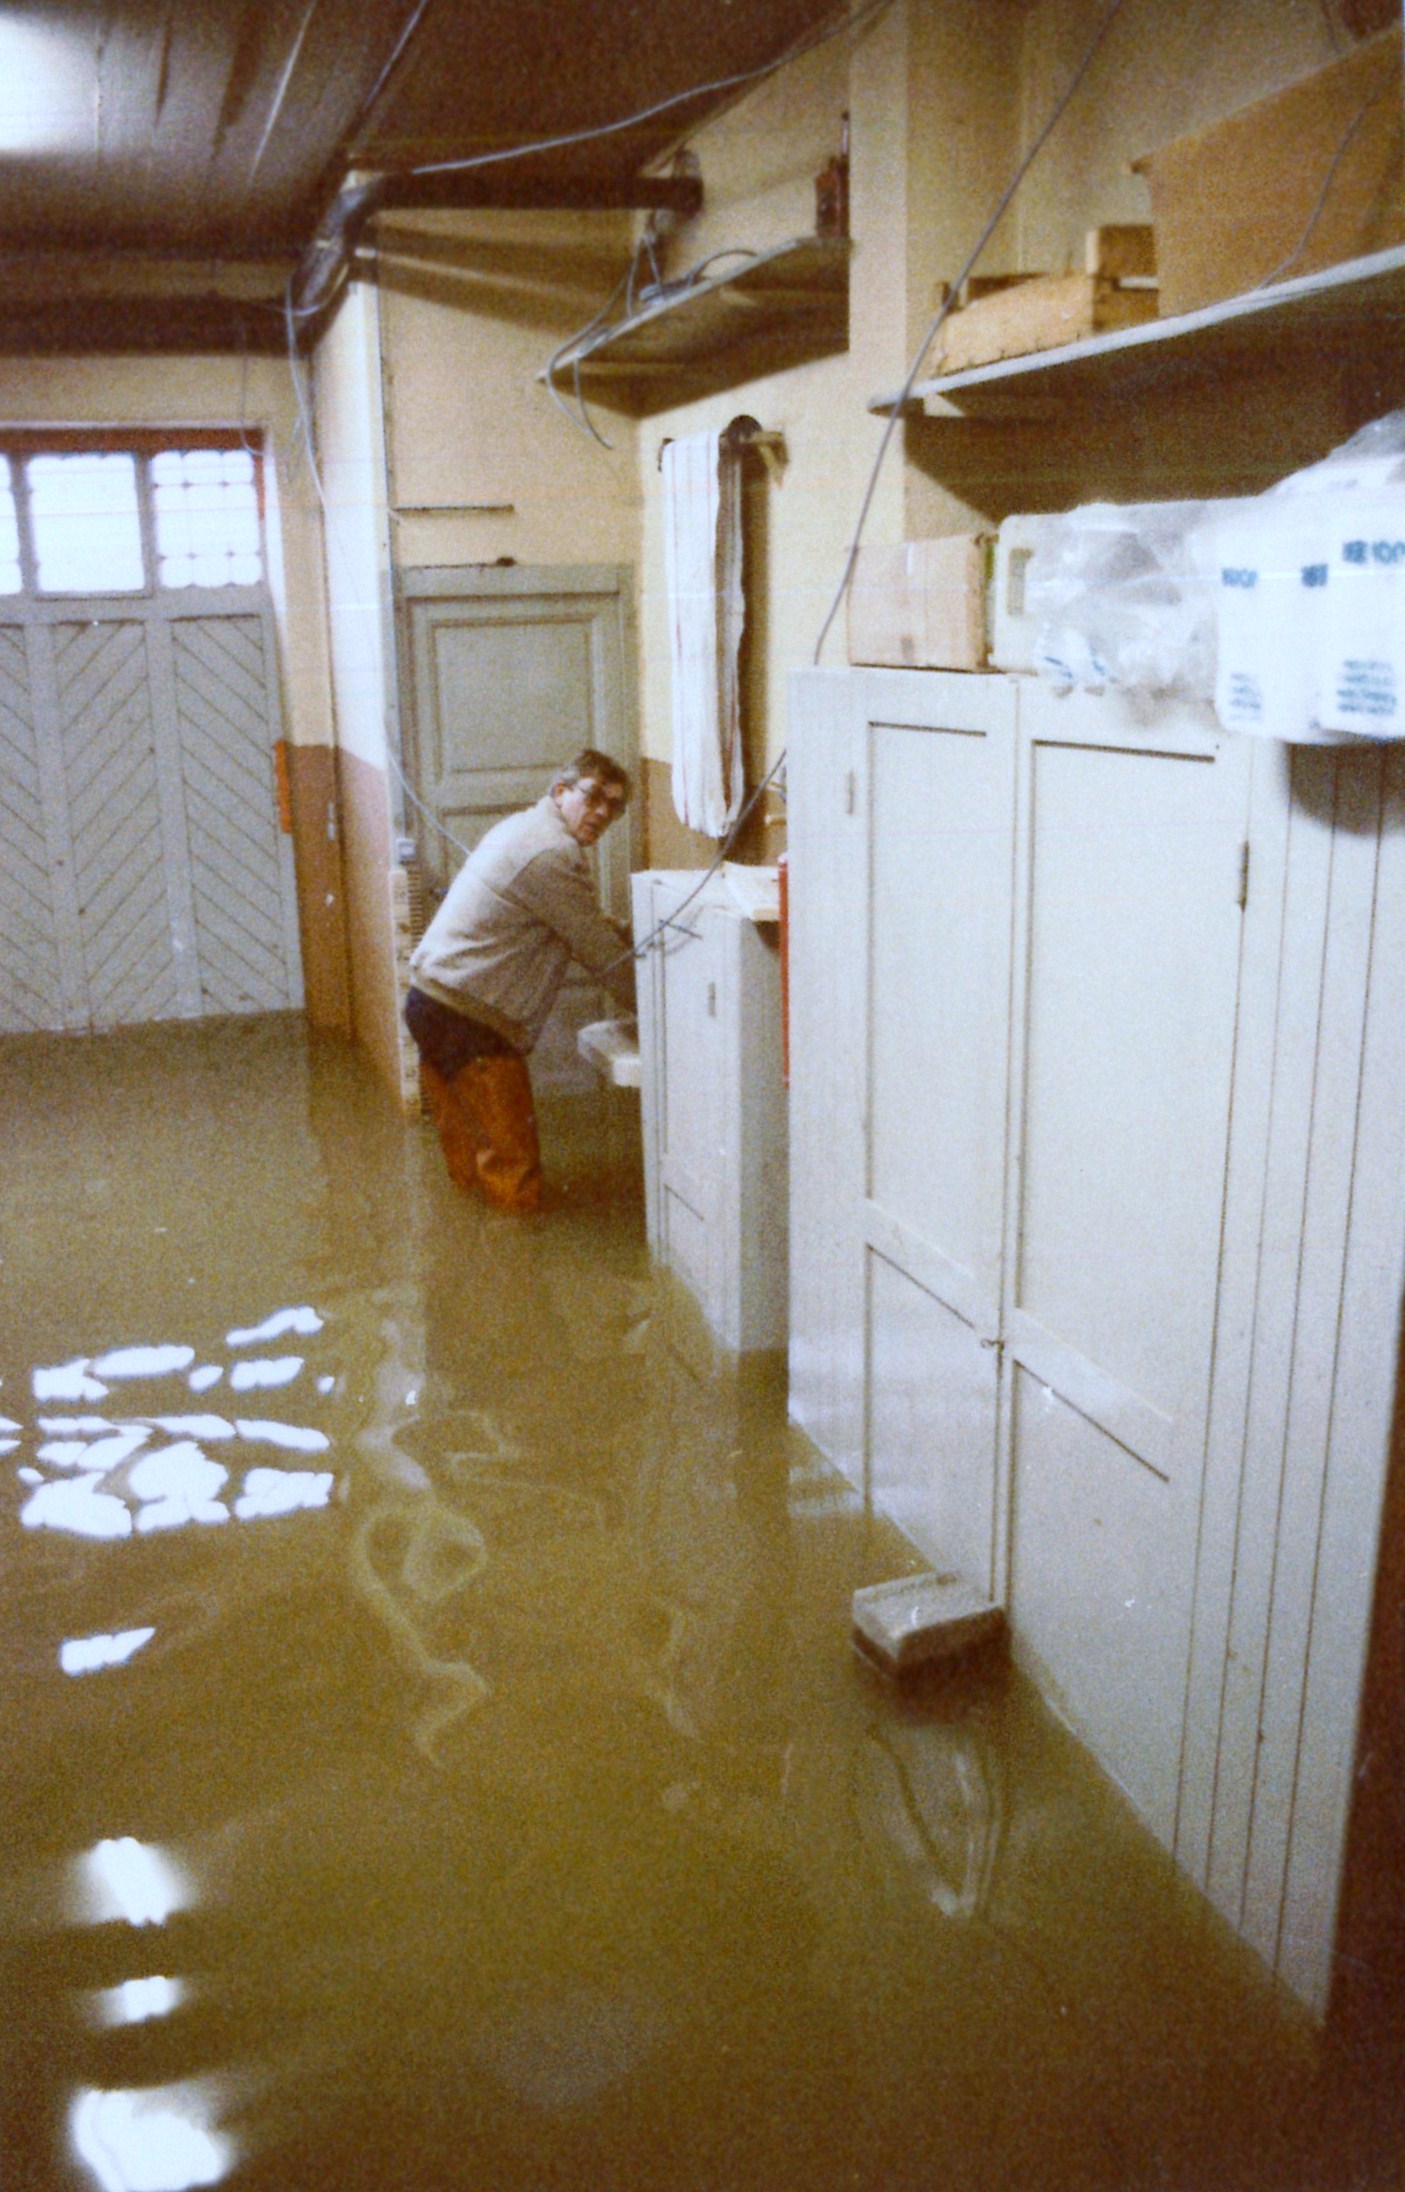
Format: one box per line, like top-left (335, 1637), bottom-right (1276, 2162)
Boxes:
top-left (1084, 224), bottom-right (1156, 279)
top-left (931, 271), bottom-right (1159, 373)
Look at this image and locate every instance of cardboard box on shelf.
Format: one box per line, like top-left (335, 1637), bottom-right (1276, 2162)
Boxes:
top-left (847, 536), bottom-right (991, 672)
top-left (1133, 25), bottom-right (1405, 319)
top-left (930, 271), bottom-right (1158, 374)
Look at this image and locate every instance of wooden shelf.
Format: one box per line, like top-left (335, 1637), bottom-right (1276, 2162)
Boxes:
top-left (542, 236), bottom-right (850, 416)
top-left (872, 243), bottom-right (1405, 420)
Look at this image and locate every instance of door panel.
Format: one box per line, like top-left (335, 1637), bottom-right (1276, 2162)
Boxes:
top-left (868, 1251), bottom-right (999, 1582)
top-left (1010, 1364), bottom-right (1188, 1837)
top-left (0, 624), bottom-right (66, 1031)
top-left (53, 620), bottom-right (182, 1030)
top-left (861, 680), bottom-right (1018, 1596)
top-left (1007, 709), bottom-right (1252, 1841)
top-left (171, 615), bottom-right (300, 1015)
top-left (1015, 737), bottom-right (1249, 1437)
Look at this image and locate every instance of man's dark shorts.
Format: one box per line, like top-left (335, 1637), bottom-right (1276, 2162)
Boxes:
top-left (403, 986), bottom-right (516, 1078)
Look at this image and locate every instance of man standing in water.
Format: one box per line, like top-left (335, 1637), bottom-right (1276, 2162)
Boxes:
top-left (404, 750), bottom-right (635, 1214)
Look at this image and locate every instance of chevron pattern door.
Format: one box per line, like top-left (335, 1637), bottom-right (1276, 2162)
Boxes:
top-left (0, 438), bottom-right (302, 1037)
top-left (0, 622), bottom-right (67, 1032)
top-left (170, 615), bottom-right (302, 1018)
top-left (0, 602), bottom-right (301, 1036)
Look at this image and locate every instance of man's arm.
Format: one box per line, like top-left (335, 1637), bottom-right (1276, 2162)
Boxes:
top-left (512, 851), bottom-right (637, 1012)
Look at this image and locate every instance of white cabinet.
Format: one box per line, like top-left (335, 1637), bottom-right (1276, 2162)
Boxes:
top-left (632, 870), bottom-right (788, 1352)
top-left (788, 664), bottom-right (1405, 2019)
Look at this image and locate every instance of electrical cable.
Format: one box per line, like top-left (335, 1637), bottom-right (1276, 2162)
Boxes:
top-left (403, 0), bottom-right (896, 182)
top-left (615, 0), bottom-right (1134, 978)
top-left (1255, 78), bottom-right (1398, 290)
top-left (545, 245), bottom-right (762, 441)
top-left (280, 0), bottom-right (1131, 952)
top-left (810, 0), bottom-right (1132, 667)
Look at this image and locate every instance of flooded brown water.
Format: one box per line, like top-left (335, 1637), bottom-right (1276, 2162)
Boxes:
top-left (1, 1013), bottom-right (1401, 2192)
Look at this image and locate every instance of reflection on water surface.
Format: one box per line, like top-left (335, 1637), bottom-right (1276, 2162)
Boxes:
top-left (0, 1015), bottom-right (1401, 2191)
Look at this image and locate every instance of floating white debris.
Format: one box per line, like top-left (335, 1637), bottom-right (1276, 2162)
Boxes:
top-left (188, 1366), bottom-right (223, 1393)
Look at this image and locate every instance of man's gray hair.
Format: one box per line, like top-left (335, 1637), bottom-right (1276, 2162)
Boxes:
top-left (551, 749), bottom-right (631, 804)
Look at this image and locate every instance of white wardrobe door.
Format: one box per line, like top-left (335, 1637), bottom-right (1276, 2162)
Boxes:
top-left (862, 673), bottom-right (1018, 1591)
top-left (786, 670), bottom-right (867, 1488)
top-left (1006, 701), bottom-right (1252, 1842)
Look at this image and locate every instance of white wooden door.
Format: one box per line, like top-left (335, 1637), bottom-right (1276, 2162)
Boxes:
top-left (786, 669), bottom-right (866, 1485)
top-left (400, 563), bottom-right (636, 1092)
top-left (1005, 688), bottom-right (1253, 1843)
top-left (0, 600), bottom-right (300, 1036)
top-left (861, 672), bottom-right (1019, 1594)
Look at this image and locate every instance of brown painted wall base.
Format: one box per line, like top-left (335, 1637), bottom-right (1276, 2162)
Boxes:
top-left (286, 741), bottom-right (351, 1034)
top-left (335, 747), bottom-right (411, 1108)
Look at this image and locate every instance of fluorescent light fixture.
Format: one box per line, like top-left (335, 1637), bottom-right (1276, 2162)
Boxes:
top-left (0, 13), bottom-right (93, 155)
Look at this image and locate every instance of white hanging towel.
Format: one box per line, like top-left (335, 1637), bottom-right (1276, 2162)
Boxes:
top-left (662, 429), bottom-right (745, 838)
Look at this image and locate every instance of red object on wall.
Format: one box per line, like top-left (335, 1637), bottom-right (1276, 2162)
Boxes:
top-left (778, 851), bottom-right (790, 1087)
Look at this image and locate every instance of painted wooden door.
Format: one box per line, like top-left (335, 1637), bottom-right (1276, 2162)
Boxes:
top-left (1005, 688), bottom-right (1253, 1844)
top-left (399, 564), bottom-right (637, 1091)
top-left (786, 669), bottom-right (867, 1485)
top-left (0, 601), bottom-right (300, 1035)
top-left (860, 672), bottom-right (1019, 1594)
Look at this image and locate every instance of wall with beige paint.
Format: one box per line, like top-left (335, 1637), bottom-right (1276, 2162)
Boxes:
top-left (373, 207), bottom-right (643, 576)
top-left (627, 0), bottom-right (1374, 791)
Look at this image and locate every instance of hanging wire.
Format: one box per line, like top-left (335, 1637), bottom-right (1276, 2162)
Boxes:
top-left (810, 0), bottom-right (1133, 667)
top-left (403, 0), bottom-right (897, 182)
top-left (1254, 78), bottom-right (1398, 290)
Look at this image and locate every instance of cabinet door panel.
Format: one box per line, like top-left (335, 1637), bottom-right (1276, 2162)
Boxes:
top-left (786, 670), bottom-right (866, 1485)
top-left (863, 683), bottom-right (1017, 1595)
top-left (868, 1251), bottom-right (999, 1583)
top-left (1007, 707), bottom-right (1252, 1842)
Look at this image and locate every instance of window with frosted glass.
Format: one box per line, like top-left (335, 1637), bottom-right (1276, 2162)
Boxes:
top-left (28, 453), bottom-right (145, 593)
top-left (0, 457), bottom-right (20, 593)
top-left (151, 448), bottom-right (262, 589)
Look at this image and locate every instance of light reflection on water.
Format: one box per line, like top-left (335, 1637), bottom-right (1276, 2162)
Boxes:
top-left (0, 1015), bottom-right (1397, 2192)
top-left (73, 1839), bottom-right (190, 1929)
top-left (70, 2082), bottom-right (233, 2192)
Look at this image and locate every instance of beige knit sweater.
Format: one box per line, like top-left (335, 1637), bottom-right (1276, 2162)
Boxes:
top-left (409, 795), bottom-right (635, 1051)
